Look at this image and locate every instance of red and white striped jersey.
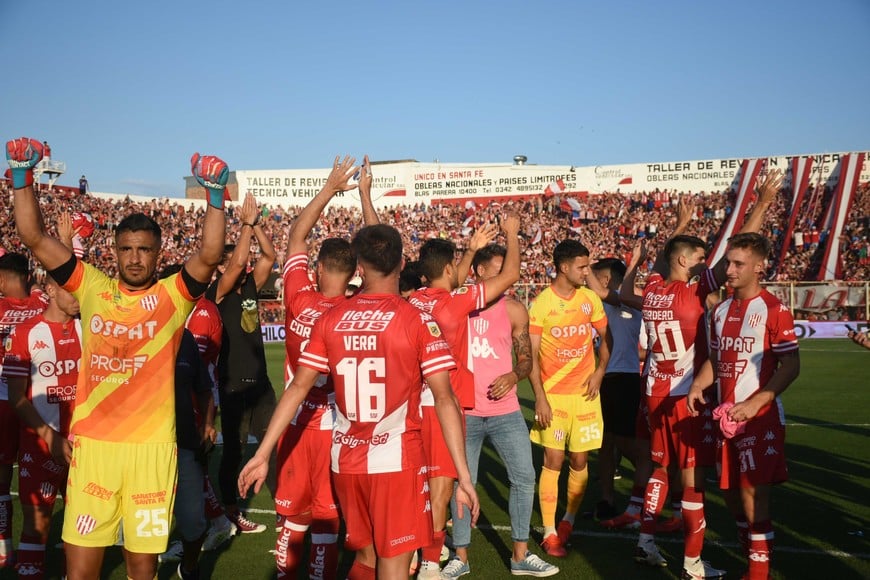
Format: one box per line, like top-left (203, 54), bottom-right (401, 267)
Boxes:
top-left (408, 284), bottom-right (486, 409)
top-left (710, 290), bottom-right (798, 405)
top-left (0, 288), bottom-right (49, 401)
top-left (282, 252), bottom-right (342, 430)
top-left (1, 315), bottom-right (82, 436)
top-left (185, 297), bottom-right (222, 392)
top-left (299, 293), bottom-right (456, 475)
top-left (642, 270), bottom-right (718, 397)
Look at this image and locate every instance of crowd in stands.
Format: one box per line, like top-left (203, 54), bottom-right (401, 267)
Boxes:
top-left (2, 177), bottom-right (868, 316)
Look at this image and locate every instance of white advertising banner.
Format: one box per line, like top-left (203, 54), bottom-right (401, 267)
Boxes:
top-left (232, 152), bottom-right (869, 209)
top-left (766, 284), bottom-right (867, 311)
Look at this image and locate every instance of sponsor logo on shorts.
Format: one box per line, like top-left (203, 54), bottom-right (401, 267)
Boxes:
top-left (736, 436), bottom-right (756, 450)
top-left (552, 409), bottom-right (568, 419)
top-left (83, 482), bottom-right (114, 501)
top-left (576, 412), bottom-right (597, 422)
top-left (76, 514), bottom-right (97, 536)
top-left (275, 498), bottom-right (292, 509)
top-left (389, 534), bottom-right (416, 547)
top-left (132, 490), bottom-right (167, 506)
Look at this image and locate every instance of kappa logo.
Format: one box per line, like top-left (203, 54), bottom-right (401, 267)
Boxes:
top-left (32, 340), bottom-right (49, 350)
top-left (21, 453), bottom-right (34, 463)
top-left (764, 430), bottom-right (776, 441)
top-left (703, 435), bottom-right (714, 444)
top-left (20, 467), bottom-right (31, 478)
top-left (703, 421), bottom-right (713, 431)
top-left (748, 313), bottom-right (762, 328)
top-left (764, 446), bottom-right (778, 456)
top-left (140, 295), bottom-right (159, 311)
top-left (195, 309), bottom-right (210, 317)
top-left (98, 291), bottom-right (114, 302)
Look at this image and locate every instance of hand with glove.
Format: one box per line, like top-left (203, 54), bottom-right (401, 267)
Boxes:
top-left (191, 153), bottom-right (230, 209)
top-left (6, 138), bottom-right (44, 189)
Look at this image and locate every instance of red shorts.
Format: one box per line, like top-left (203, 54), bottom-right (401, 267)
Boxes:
top-left (17, 432), bottom-right (68, 507)
top-left (0, 401), bottom-right (20, 464)
top-left (635, 394), bottom-right (651, 441)
top-left (332, 468), bottom-right (432, 558)
top-left (719, 402), bottom-right (787, 490)
top-left (275, 425), bottom-right (338, 519)
top-left (646, 395), bottom-right (716, 469)
top-left (421, 406), bottom-right (457, 479)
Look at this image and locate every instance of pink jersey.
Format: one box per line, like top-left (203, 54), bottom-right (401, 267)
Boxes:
top-left (642, 270), bottom-right (718, 397)
top-left (2, 315), bottom-right (82, 437)
top-left (0, 288), bottom-right (49, 401)
top-left (298, 293), bottom-right (456, 475)
top-left (282, 252), bottom-right (343, 430)
top-left (467, 297), bottom-right (520, 417)
top-left (710, 290), bottom-right (798, 406)
top-left (408, 284), bottom-right (486, 409)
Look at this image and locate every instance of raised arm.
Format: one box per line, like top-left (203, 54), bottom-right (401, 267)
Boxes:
top-left (214, 195), bottom-right (259, 301)
top-left (618, 240), bottom-right (647, 311)
top-left (456, 221), bottom-right (498, 288)
top-left (184, 153), bottom-right (229, 286)
top-left (8, 138), bottom-right (73, 270)
top-left (288, 156), bottom-right (359, 255)
top-left (358, 154), bottom-right (379, 226)
top-left (710, 168), bottom-right (783, 281)
top-left (651, 196), bottom-right (694, 276)
top-left (243, 196), bottom-right (277, 291)
top-left (480, 214), bottom-right (521, 298)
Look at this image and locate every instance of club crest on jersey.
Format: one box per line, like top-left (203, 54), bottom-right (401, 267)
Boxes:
top-left (581, 303), bottom-right (592, 316)
top-left (140, 295), bottom-right (158, 311)
top-left (748, 313), bottom-right (762, 327)
top-left (427, 322), bottom-right (441, 337)
top-left (472, 317), bottom-right (489, 335)
top-left (453, 286), bottom-right (469, 295)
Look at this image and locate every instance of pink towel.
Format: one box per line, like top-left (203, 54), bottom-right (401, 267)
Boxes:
top-left (713, 402), bottom-right (747, 439)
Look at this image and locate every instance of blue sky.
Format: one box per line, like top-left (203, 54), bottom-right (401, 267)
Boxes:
top-left (2, 0), bottom-right (868, 198)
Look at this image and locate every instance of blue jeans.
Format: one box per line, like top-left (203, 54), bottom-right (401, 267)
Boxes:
top-left (450, 410), bottom-right (535, 547)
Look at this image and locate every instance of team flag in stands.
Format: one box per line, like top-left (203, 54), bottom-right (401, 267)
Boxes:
top-left (531, 227), bottom-right (542, 245)
top-left (708, 159), bottom-right (766, 265)
top-left (777, 156), bottom-right (814, 267)
top-left (816, 153), bottom-right (866, 280)
top-left (545, 179), bottom-right (566, 196)
top-left (560, 197), bottom-right (582, 213)
top-left (461, 215), bottom-right (476, 236)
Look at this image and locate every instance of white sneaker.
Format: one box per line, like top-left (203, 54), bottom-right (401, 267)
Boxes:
top-left (201, 518), bottom-right (238, 551)
top-left (159, 541), bottom-right (184, 563)
top-left (441, 543), bottom-right (451, 562)
top-left (440, 558), bottom-right (470, 579)
top-left (634, 542), bottom-right (667, 567)
top-left (416, 560), bottom-right (441, 579)
top-left (510, 551), bottom-right (560, 577)
top-left (681, 558), bottom-right (726, 579)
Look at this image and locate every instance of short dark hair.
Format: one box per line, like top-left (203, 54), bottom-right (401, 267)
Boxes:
top-left (591, 257), bottom-right (627, 284)
top-left (727, 232), bottom-right (771, 259)
top-left (0, 252), bottom-right (30, 276)
top-left (317, 238), bottom-right (356, 276)
top-left (663, 234), bottom-right (706, 263)
top-left (351, 225), bottom-right (403, 275)
top-left (472, 244), bottom-right (506, 276)
top-left (399, 261), bottom-right (423, 293)
top-left (115, 213), bottom-right (162, 245)
top-left (553, 240), bottom-right (590, 270)
top-left (418, 239), bottom-right (456, 282)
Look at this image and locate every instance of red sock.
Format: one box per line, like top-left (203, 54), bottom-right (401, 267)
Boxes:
top-left (735, 515), bottom-right (750, 557)
top-left (421, 529), bottom-right (446, 564)
top-left (309, 517), bottom-right (339, 580)
top-left (640, 468), bottom-right (668, 535)
top-left (275, 513), bottom-right (311, 579)
top-left (347, 560), bottom-right (376, 580)
top-left (15, 533), bottom-right (45, 579)
top-left (748, 520), bottom-right (773, 580)
top-left (681, 488), bottom-right (705, 560)
top-left (202, 475), bottom-right (224, 519)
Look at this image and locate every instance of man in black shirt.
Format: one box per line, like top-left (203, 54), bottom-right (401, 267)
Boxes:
top-left (206, 193), bottom-right (277, 533)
